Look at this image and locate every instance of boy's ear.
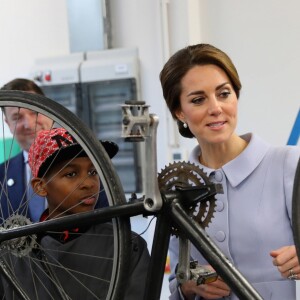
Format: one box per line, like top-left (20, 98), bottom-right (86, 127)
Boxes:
top-left (31, 178), bottom-right (47, 197)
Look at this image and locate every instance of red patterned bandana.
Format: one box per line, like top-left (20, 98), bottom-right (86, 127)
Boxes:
top-left (28, 128), bottom-right (80, 178)
top-left (28, 128), bottom-right (118, 178)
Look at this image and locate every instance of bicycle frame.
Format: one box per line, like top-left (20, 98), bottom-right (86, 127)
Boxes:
top-left (121, 101), bottom-right (263, 300)
top-left (0, 100), bottom-right (263, 300)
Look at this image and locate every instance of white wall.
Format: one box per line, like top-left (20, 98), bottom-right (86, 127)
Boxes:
top-left (197, 0), bottom-right (299, 147)
top-left (109, 0), bottom-right (171, 170)
top-left (0, 0), bottom-right (69, 84)
top-left (0, 0), bottom-right (70, 136)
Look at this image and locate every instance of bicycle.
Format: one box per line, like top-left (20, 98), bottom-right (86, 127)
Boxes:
top-left (0, 90), bottom-right (277, 299)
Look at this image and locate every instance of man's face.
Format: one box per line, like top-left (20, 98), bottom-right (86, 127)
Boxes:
top-left (4, 107), bottom-right (53, 152)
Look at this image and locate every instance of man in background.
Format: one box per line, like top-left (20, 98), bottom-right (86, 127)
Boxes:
top-left (0, 78), bottom-right (53, 222)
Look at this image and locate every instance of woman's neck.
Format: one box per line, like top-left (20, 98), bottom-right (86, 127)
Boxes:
top-left (198, 134), bottom-right (248, 169)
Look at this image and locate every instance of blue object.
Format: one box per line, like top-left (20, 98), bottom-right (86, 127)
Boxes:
top-left (287, 109), bottom-right (300, 145)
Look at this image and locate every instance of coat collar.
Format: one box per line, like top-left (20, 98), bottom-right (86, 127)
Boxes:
top-left (189, 133), bottom-right (271, 187)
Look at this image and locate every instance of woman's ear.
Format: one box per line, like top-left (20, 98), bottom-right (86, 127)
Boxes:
top-left (175, 109), bottom-right (185, 123)
top-left (31, 178), bottom-right (47, 197)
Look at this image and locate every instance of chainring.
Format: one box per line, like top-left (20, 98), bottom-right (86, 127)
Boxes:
top-left (158, 161), bottom-right (216, 232)
top-left (0, 214), bottom-right (37, 257)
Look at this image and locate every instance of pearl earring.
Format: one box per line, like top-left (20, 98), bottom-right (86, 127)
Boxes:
top-left (183, 122), bottom-right (188, 128)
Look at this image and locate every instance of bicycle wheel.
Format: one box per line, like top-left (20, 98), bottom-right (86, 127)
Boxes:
top-left (0, 90), bottom-right (131, 299)
top-left (292, 157), bottom-right (300, 260)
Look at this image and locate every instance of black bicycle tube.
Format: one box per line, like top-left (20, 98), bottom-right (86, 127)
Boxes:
top-left (170, 200), bottom-right (263, 300)
top-left (292, 157), bottom-right (300, 260)
top-left (143, 213), bottom-right (172, 300)
top-left (0, 202), bottom-right (146, 243)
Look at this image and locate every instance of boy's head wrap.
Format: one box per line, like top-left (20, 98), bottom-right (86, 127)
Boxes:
top-left (28, 128), bottom-right (118, 177)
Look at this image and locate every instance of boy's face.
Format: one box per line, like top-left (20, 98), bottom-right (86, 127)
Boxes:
top-left (40, 156), bottom-right (100, 219)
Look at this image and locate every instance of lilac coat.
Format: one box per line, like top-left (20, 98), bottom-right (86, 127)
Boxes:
top-left (169, 133), bottom-right (300, 300)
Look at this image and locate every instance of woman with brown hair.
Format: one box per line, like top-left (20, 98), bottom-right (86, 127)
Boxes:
top-left (160, 44), bottom-right (300, 300)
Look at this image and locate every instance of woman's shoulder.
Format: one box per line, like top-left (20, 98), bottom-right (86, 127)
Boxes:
top-left (258, 139), bottom-right (300, 177)
top-left (268, 143), bottom-right (300, 162)
top-left (249, 133), bottom-right (300, 160)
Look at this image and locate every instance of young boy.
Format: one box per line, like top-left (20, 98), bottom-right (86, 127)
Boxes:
top-left (28, 127), bottom-right (119, 220)
top-left (0, 128), bottom-right (149, 299)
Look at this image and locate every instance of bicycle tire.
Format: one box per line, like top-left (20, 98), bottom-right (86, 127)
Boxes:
top-left (292, 157), bottom-right (300, 260)
top-left (0, 90), bottom-right (131, 300)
